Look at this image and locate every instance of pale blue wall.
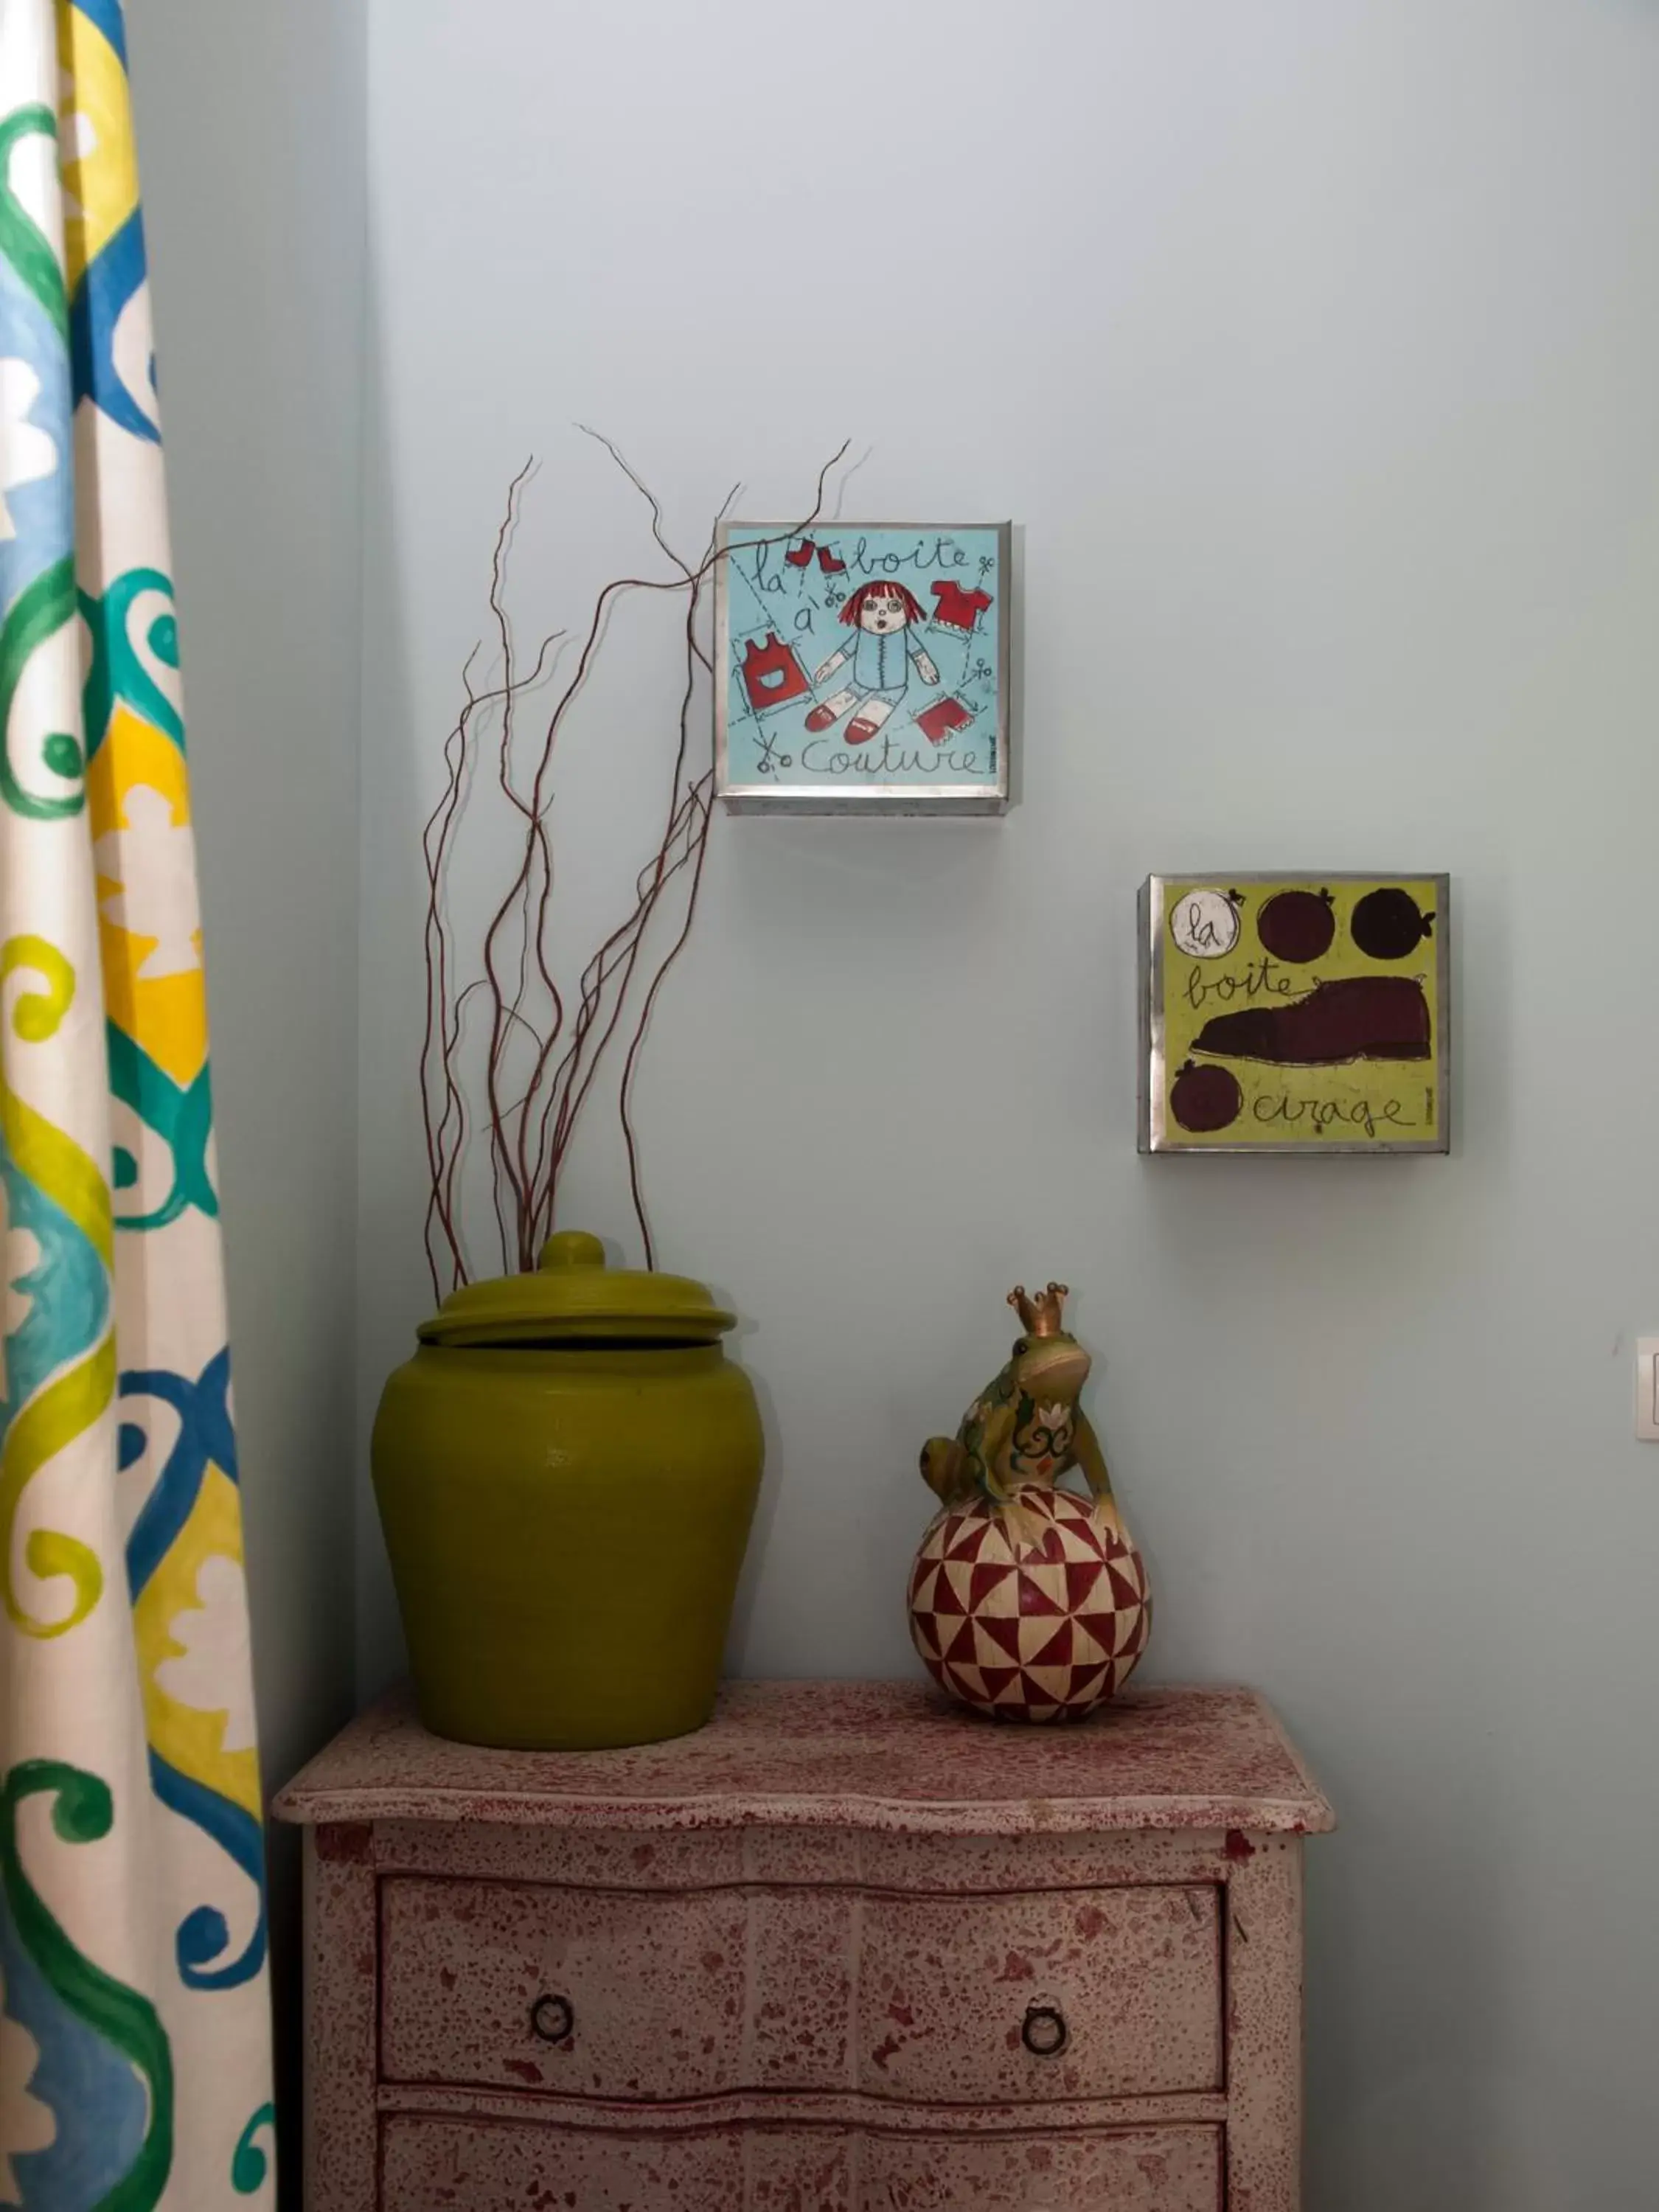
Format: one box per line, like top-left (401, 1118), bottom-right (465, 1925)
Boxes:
top-left (129, 0), bottom-right (367, 2178)
top-left (133, 0), bottom-right (1659, 2202)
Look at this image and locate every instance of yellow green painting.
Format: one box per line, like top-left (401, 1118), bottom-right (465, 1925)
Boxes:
top-left (1140, 874), bottom-right (1450, 1154)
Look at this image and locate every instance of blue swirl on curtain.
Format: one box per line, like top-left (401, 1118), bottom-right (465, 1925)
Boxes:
top-left (121, 1345), bottom-right (237, 1587)
top-left (0, 1891), bottom-right (146, 2205)
top-left (121, 1349), bottom-right (265, 1988)
top-left (68, 205), bottom-right (158, 445)
top-left (147, 1750), bottom-right (267, 1988)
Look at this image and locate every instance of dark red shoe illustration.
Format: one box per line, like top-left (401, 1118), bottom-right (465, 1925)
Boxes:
top-left (804, 702), bottom-right (839, 733)
top-left (1194, 975), bottom-right (1431, 1065)
top-left (785, 538), bottom-right (815, 568)
top-left (817, 543), bottom-right (846, 574)
top-left (846, 716), bottom-right (881, 743)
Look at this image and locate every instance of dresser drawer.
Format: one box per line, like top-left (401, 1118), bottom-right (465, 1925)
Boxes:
top-left (860, 1885), bottom-right (1222, 2102)
top-left (380, 1877), bottom-right (748, 2099)
top-left (381, 1875), bottom-right (1222, 2107)
top-left (863, 2123), bottom-right (1223, 2209)
top-left (381, 2115), bottom-right (1225, 2211)
top-left (382, 2115), bottom-right (742, 2211)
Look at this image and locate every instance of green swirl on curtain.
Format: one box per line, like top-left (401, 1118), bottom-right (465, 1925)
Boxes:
top-left (0, 936), bottom-right (111, 1634)
top-left (0, 560), bottom-right (83, 821)
top-left (230, 2103), bottom-right (276, 2193)
top-left (0, 104), bottom-right (67, 338)
top-left (0, 1761), bottom-right (173, 2210)
top-left (80, 570), bottom-right (185, 759)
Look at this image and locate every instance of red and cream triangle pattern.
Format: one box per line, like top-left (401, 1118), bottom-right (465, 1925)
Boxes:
top-left (908, 1486), bottom-right (1152, 1722)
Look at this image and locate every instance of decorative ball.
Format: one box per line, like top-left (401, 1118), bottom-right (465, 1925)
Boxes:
top-left (908, 1485), bottom-right (1152, 1723)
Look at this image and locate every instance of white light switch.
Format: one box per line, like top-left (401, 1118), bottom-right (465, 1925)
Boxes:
top-left (1637, 1340), bottom-right (1659, 1440)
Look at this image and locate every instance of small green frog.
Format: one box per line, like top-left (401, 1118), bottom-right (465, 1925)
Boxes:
top-left (919, 1282), bottom-right (1124, 1534)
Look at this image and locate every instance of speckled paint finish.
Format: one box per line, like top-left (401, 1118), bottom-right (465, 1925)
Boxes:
top-left (382, 2117), bottom-right (1224, 2211)
top-left (748, 1886), bottom-right (854, 2090)
top-left (381, 2115), bottom-right (742, 2210)
top-left (369, 1817), bottom-right (1236, 1895)
top-left (302, 1830), bottom-right (377, 2212)
top-left (381, 1877), bottom-right (1218, 2107)
top-left (860, 2124), bottom-right (1221, 2209)
top-left (1222, 1837), bottom-right (1305, 2211)
top-left (379, 2080), bottom-right (1234, 2136)
top-left (280, 1682), bottom-right (1331, 2209)
top-left (857, 1885), bottom-right (1220, 2101)
top-left (275, 1679), bottom-right (1332, 1834)
top-left (380, 1877), bottom-right (751, 2098)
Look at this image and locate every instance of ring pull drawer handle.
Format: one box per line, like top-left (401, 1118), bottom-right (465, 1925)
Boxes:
top-left (529, 1993), bottom-right (574, 2045)
top-left (1021, 2002), bottom-right (1068, 2058)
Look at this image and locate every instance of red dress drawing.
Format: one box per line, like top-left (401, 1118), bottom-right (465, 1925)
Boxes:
top-left (930, 580), bottom-right (992, 634)
top-left (740, 633), bottom-right (810, 714)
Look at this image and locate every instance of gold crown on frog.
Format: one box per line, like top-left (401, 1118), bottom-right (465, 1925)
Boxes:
top-left (1007, 1281), bottom-right (1069, 1338)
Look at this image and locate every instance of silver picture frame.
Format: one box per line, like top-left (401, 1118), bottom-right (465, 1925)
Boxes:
top-left (1139, 872), bottom-right (1453, 1156)
top-left (714, 520), bottom-right (1013, 816)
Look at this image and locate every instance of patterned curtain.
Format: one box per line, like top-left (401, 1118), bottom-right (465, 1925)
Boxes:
top-left (0, 1), bottom-right (274, 2205)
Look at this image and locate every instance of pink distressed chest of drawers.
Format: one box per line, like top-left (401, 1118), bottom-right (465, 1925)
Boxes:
top-left (275, 1681), bottom-right (1332, 2212)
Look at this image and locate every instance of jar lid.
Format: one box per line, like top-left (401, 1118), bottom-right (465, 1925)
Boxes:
top-left (418, 1231), bottom-right (737, 1349)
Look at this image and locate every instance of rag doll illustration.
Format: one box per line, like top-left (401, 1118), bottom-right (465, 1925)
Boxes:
top-left (805, 580), bottom-right (940, 744)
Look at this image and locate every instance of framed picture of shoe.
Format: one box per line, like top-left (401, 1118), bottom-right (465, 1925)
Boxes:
top-left (1138, 873), bottom-right (1451, 1155)
top-left (714, 521), bottom-right (1012, 815)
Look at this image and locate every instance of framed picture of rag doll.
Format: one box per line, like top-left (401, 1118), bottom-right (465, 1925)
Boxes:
top-left (714, 521), bottom-right (1012, 814)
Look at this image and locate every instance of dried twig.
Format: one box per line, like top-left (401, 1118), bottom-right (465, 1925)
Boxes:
top-left (419, 435), bottom-right (849, 1293)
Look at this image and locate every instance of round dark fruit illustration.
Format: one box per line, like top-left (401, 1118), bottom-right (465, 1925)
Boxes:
top-left (1170, 1060), bottom-right (1243, 1134)
top-left (1257, 887), bottom-right (1336, 964)
top-left (1351, 886), bottom-right (1433, 961)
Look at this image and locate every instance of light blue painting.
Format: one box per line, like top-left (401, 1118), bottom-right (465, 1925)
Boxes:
top-left (716, 522), bottom-right (1010, 813)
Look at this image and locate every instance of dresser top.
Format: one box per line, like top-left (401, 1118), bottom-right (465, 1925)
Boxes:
top-left (274, 1680), bottom-right (1332, 1837)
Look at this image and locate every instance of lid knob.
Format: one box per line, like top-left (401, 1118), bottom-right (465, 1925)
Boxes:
top-left (538, 1230), bottom-right (607, 1273)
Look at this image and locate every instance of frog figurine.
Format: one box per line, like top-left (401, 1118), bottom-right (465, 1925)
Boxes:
top-left (908, 1282), bottom-right (1151, 1723)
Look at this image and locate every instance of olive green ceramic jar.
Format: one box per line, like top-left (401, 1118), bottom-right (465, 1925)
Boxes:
top-left (372, 1231), bottom-right (764, 1750)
